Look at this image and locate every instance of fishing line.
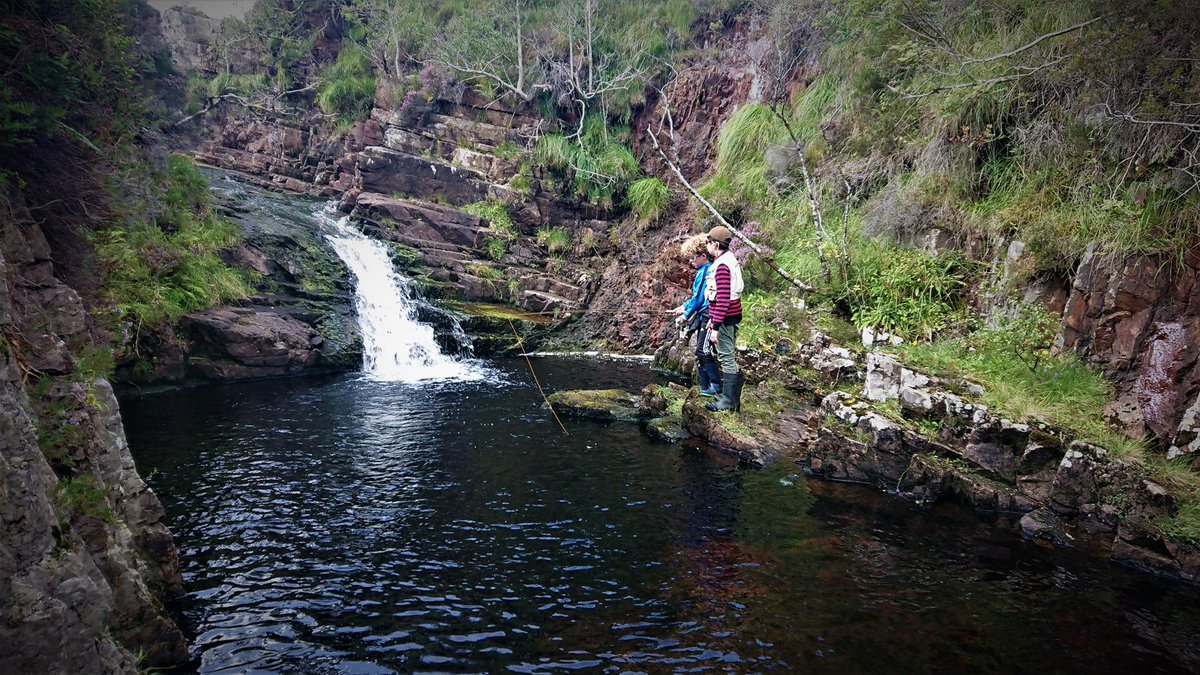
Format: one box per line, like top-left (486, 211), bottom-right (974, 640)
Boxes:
top-left (506, 318), bottom-right (570, 436)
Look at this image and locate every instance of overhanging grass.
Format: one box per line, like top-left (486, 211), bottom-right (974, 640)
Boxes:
top-left (700, 103), bottom-right (791, 210)
top-left (534, 117), bottom-right (639, 207)
top-left (96, 156), bottom-right (251, 328)
top-left (317, 48), bottom-right (376, 124)
top-left (626, 177), bottom-right (669, 221)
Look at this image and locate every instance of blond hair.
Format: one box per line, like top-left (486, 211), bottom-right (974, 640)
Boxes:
top-left (678, 234), bottom-right (708, 258)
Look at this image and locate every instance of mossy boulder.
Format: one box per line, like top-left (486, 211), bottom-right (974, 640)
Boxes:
top-left (546, 389), bottom-right (645, 422)
top-left (639, 382), bottom-right (689, 417)
top-left (647, 417), bottom-right (689, 443)
top-left (682, 395), bottom-right (764, 458)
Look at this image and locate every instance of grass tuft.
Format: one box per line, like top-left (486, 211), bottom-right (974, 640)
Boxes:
top-left (317, 48), bottom-right (376, 125)
top-left (536, 227), bottom-right (571, 254)
top-left (626, 177), bottom-right (669, 222)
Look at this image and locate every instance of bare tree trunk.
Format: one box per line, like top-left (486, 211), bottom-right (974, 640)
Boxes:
top-left (795, 148), bottom-right (832, 285)
top-left (766, 105), bottom-right (832, 285)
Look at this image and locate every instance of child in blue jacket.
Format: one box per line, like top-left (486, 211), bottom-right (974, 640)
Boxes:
top-left (672, 234), bottom-right (722, 396)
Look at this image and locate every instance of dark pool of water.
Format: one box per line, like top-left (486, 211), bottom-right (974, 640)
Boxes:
top-left (122, 358), bottom-right (1200, 674)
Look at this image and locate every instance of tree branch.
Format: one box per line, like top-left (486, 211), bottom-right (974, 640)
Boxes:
top-left (961, 15), bottom-right (1106, 65)
top-left (645, 120), bottom-right (814, 293)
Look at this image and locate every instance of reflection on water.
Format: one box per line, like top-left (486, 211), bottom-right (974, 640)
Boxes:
top-left (122, 358), bottom-right (1200, 673)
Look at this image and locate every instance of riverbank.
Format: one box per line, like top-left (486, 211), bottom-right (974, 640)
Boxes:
top-left (549, 332), bottom-right (1200, 587)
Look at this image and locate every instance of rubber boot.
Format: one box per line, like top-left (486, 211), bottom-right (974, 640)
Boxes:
top-left (698, 356), bottom-right (722, 396)
top-left (696, 360), bottom-right (712, 393)
top-left (728, 370), bottom-right (744, 412)
top-left (705, 371), bottom-right (743, 412)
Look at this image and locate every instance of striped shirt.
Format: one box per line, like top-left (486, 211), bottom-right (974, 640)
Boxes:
top-left (708, 263), bottom-right (742, 325)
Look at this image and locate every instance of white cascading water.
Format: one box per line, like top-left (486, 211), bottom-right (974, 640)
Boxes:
top-left (320, 205), bottom-right (482, 382)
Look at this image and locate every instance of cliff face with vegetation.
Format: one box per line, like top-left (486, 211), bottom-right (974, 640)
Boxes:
top-left (0, 1), bottom-right (212, 669)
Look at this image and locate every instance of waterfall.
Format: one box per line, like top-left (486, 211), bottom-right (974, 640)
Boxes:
top-left (320, 206), bottom-right (483, 382)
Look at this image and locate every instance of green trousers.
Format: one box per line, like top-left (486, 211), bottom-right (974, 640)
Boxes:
top-left (715, 322), bottom-right (739, 374)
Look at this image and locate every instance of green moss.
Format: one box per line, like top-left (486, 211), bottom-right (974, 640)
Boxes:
top-left (451, 302), bottom-right (555, 325)
top-left (546, 388), bottom-right (643, 422)
top-left (387, 241), bottom-right (422, 270)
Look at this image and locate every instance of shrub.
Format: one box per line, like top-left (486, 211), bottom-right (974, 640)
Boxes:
top-left (980, 304), bottom-right (1062, 377)
top-left (96, 156), bottom-right (250, 332)
top-left (840, 243), bottom-right (965, 339)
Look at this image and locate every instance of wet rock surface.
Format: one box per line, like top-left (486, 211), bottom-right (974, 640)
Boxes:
top-left (180, 307), bottom-right (332, 379)
top-left (353, 192), bottom-right (594, 315)
top-left (116, 172), bottom-right (361, 386)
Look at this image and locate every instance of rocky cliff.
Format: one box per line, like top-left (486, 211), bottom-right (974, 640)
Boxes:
top-left (170, 21), bottom-right (769, 357)
top-left (0, 191), bottom-right (187, 672)
top-left (1063, 247), bottom-right (1200, 462)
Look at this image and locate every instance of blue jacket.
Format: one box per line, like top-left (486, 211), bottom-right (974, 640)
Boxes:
top-left (682, 263), bottom-right (710, 319)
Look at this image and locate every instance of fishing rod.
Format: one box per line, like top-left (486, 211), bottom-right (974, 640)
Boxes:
top-left (523, 308), bottom-right (676, 317)
top-left (498, 309), bottom-right (677, 436)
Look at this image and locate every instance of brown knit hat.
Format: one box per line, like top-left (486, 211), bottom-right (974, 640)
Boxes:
top-left (707, 226), bottom-right (733, 244)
